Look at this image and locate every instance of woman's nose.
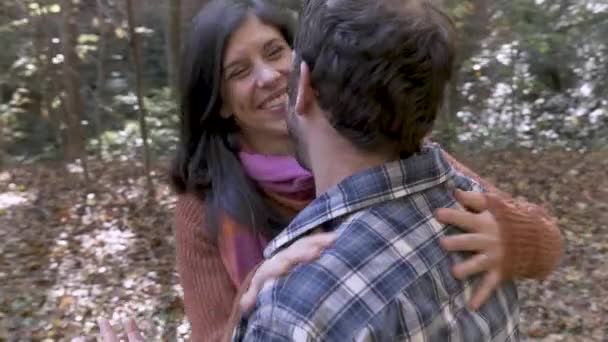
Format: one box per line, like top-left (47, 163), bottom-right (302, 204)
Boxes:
top-left (255, 64), bottom-right (280, 88)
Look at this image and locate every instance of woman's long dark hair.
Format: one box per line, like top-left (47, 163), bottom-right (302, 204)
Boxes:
top-left (171, 0), bottom-right (297, 239)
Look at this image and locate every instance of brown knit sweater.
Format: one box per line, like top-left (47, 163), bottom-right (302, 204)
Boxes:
top-left (174, 154), bottom-right (563, 342)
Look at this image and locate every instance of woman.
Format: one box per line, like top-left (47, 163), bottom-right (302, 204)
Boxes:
top-left (97, 0), bottom-right (563, 340)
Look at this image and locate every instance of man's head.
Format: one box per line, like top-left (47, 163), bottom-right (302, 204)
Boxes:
top-left (287, 0), bottom-right (456, 169)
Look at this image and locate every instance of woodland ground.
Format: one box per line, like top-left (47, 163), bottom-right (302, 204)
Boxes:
top-left (1, 148), bottom-right (607, 341)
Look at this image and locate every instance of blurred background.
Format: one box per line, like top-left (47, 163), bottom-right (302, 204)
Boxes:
top-left (0, 0), bottom-right (606, 340)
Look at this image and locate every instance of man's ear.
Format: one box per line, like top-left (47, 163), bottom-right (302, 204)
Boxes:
top-left (295, 61), bottom-right (314, 117)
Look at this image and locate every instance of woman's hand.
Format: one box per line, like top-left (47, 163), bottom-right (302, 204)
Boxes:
top-left (435, 189), bottom-right (506, 311)
top-left (100, 318), bottom-right (145, 342)
top-left (239, 231), bottom-right (337, 314)
top-left (72, 318), bottom-right (145, 342)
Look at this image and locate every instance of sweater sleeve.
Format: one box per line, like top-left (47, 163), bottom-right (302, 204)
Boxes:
top-left (174, 194), bottom-right (237, 342)
top-left (441, 150), bottom-right (563, 280)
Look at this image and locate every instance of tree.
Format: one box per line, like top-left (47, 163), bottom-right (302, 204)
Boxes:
top-left (432, 0), bottom-right (492, 150)
top-left (61, 0), bottom-right (90, 180)
top-left (125, 0), bottom-right (154, 195)
top-left (167, 0), bottom-right (181, 97)
top-left (91, 0), bottom-right (110, 158)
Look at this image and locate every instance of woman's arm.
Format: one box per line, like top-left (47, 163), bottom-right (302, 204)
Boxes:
top-left (174, 194), bottom-right (237, 342)
top-left (441, 150), bottom-right (563, 280)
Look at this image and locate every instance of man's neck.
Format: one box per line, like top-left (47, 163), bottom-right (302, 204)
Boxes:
top-left (309, 137), bottom-right (394, 196)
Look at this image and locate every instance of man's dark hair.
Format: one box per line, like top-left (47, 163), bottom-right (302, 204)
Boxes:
top-left (290, 0), bottom-right (456, 156)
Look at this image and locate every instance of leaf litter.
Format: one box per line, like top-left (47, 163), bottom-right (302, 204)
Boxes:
top-left (1, 149), bottom-right (606, 341)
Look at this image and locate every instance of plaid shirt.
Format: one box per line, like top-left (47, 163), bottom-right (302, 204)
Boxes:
top-left (232, 144), bottom-right (519, 341)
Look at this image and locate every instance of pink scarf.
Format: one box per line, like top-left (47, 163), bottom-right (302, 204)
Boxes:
top-left (238, 151), bottom-right (315, 200)
top-left (218, 152), bottom-right (314, 287)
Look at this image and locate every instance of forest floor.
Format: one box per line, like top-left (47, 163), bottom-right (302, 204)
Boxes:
top-left (1, 148), bottom-right (607, 341)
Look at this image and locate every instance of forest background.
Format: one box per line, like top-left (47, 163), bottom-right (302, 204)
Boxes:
top-left (1, 0), bottom-right (607, 340)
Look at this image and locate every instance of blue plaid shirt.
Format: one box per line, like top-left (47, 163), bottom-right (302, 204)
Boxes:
top-left (232, 144), bottom-right (519, 341)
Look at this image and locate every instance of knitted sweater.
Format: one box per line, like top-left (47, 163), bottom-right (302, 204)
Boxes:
top-left (174, 154), bottom-right (563, 342)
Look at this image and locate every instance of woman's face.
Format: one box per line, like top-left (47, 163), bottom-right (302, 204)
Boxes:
top-left (221, 14), bottom-right (293, 154)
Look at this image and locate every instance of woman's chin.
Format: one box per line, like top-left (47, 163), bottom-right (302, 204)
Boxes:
top-left (270, 118), bottom-right (289, 137)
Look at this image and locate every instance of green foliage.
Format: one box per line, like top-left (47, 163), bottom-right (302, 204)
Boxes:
top-left (94, 88), bottom-right (178, 161)
top-left (437, 0), bottom-right (608, 152)
top-left (1, 0), bottom-right (607, 166)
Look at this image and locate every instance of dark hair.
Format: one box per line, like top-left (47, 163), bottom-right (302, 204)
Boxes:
top-left (290, 0), bottom-right (456, 156)
top-left (171, 0), bottom-right (297, 238)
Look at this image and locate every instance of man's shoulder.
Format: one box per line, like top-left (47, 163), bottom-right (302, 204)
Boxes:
top-left (271, 168), bottom-right (481, 291)
top-left (257, 179), bottom-right (517, 339)
top-left (272, 180), bottom-right (462, 289)
top-left (260, 202), bottom-right (444, 336)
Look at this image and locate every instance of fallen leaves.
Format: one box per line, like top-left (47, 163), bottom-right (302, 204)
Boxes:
top-left (58, 296), bottom-right (76, 312)
top-left (461, 147), bottom-right (608, 342)
top-left (1, 148), bottom-right (607, 341)
top-left (0, 160), bottom-right (187, 341)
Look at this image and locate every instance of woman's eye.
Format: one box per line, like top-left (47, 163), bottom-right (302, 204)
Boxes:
top-left (228, 66), bottom-right (249, 80)
top-left (267, 45), bottom-right (285, 59)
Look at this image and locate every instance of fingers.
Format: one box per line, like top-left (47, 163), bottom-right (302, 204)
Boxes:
top-left (240, 259), bottom-right (283, 314)
top-left (455, 189), bottom-right (488, 213)
top-left (239, 289), bottom-right (258, 315)
top-left (240, 247), bottom-right (322, 314)
top-left (452, 252), bottom-right (493, 279)
top-left (123, 318), bottom-right (145, 342)
top-left (240, 232), bottom-right (337, 314)
top-left (71, 337), bottom-right (86, 342)
top-left (240, 255), bottom-right (301, 314)
top-left (435, 208), bottom-right (482, 233)
top-left (484, 192), bottom-right (512, 215)
top-left (468, 271), bottom-right (502, 311)
top-left (98, 318), bottom-right (144, 342)
top-left (440, 234), bottom-right (495, 252)
top-left (295, 232), bottom-right (338, 250)
top-left (98, 319), bottom-right (119, 342)
top-left (437, 191), bottom-right (505, 311)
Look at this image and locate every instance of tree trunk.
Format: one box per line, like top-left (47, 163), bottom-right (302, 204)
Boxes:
top-left (453, 0), bottom-right (490, 113)
top-left (35, 0), bottom-right (63, 154)
top-left (93, 0), bottom-right (108, 158)
top-left (0, 80), bottom-right (5, 167)
top-left (167, 0), bottom-right (181, 97)
top-left (35, 3), bottom-right (50, 124)
top-left (61, 0), bottom-right (91, 181)
top-left (510, 41), bottom-right (522, 147)
top-left (433, 0), bottom-right (492, 150)
top-left (125, 0), bottom-right (154, 196)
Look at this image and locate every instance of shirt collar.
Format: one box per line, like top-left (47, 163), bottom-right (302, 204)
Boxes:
top-left (264, 143), bottom-right (453, 258)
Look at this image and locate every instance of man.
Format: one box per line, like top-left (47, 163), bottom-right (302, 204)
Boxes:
top-left (232, 0), bottom-right (519, 340)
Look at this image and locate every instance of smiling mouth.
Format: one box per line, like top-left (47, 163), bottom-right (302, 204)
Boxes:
top-left (259, 89), bottom-right (288, 110)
